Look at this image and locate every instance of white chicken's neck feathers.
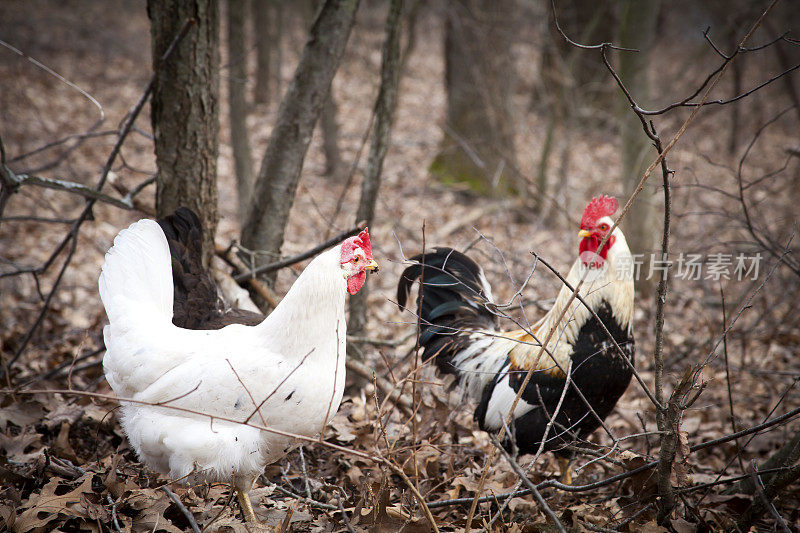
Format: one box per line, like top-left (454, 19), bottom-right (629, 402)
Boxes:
top-left (254, 244), bottom-right (348, 356)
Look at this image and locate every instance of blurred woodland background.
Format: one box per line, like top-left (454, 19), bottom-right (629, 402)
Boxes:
top-left (1, 0), bottom-right (800, 531)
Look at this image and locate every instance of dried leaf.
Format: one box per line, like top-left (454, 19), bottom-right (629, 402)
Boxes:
top-left (671, 517), bottom-right (698, 533)
top-left (0, 400), bottom-right (44, 431)
top-left (15, 475), bottom-right (94, 532)
top-left (0, 429), bottom-right (43, 463)
top-left (54, 421), bottom-right (80, 463)
top-left (639, 520), bottom-right (669, 533)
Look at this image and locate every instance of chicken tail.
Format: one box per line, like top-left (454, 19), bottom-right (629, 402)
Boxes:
top-left (397, 247), bottom-right (500, 379)
top-left (99, 217), bottom-right (174, 325)
top-left (156, 207), bottom-right (222, 329)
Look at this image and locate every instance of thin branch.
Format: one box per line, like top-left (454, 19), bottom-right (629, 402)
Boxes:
top-left (5, 173), bottom-right (135, 210)
top-left (550, 0), bottom-right (636, 52)
top-left (244, 349), bottom-right (313, 425)
top-left (271, 483), bottom-right (339, 511)
top-left (233, 225), bottom-right (363, 282)
top-left (490, 435), bottom-right (566, 533)
top-left (0, 18), bottom-right (195, 379)
top-left (0, 39), bottom-right (104, 119)
top-left (161, 486), bottom-right (201, 533)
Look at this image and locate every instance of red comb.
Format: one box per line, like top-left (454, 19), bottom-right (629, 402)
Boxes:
top-left (581, 195), bottom-right (619, 228)
top-left (340, 228), bottom-right (372, 263)
top-left (357, 228), bottom-right (372, 257)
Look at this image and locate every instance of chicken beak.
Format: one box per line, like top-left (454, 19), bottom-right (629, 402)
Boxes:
top-left (578, 229), bottom-right (593, 238)
top-left (365, 259), bottom-right (379, 273)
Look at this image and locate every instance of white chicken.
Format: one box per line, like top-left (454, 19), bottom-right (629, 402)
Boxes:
top-left (99, 208), bottom-right (377, 522)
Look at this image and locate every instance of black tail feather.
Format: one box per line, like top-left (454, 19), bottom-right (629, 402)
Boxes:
top-left (157, 207), bottom-right (222, 329)
top-left (397, 247), bottom-right (496, 372)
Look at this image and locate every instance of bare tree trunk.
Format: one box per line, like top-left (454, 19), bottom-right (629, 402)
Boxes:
top-left (347, 0), bottom-right (403, 337)
top-left (229, 0), bottom-right (255, 224)
top-left (252, 0), bottom-right (271, 104)
top-left (617, 0), bottom-right (660, 294)
top-left (553, 0), bottom-right (615, 103)
top-left (536, 5), bottom-right (608, 217)
top-left (296, 0), bottom-right (345, 181)
top-left (148, 0), bottom-right (219, 267)
top-left (430, 0), bottom-right (518, 197)
top-left (240, 0), bottom-right (360, 287)
top-left (321, 94), bottom-right (344, 178)
top-left (274, 0), bottom-right (283, 97)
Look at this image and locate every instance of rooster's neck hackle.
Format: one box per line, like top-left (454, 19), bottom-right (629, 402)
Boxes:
top-left (509, 227), bottom-right (634, 373)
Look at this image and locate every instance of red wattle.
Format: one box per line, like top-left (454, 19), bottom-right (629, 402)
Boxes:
top-left (347, 271), bottom-right (366, 294)
top-left (579, 234), bottom-right (614, 266)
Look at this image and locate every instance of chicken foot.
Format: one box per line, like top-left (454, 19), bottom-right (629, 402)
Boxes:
top-left (236, 487), bottom-right (258, 523)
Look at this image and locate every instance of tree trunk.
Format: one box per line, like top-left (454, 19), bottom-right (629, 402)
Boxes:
top-left (229, 0), bottom-right (255, 224)
top-left (347, 0), bottom-right (403, 337)
top-left (617, 0), bottom-right (660, 294)
top-left (274, 0), bottom-right (283, 98)
top-left (553, 0), bottom-right (615, 102)
top-left (430, 0), bottom-right (517, 197)
top-left (240, 0), bottom-right (360, 287)
top-left (148, 0), bottom-right (219, 267)
top-left (252, 0), bottom-right (271, 104)
top-left (321, 94), bottom-right (344, 178)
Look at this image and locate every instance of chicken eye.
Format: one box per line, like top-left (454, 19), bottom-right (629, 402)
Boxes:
top-left (353, 256), bottom-right (361, 264)
top-left (599, 223), bottom-right (610, 231)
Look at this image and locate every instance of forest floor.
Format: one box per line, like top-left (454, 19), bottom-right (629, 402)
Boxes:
top-left (1, 1), bottom-right (799, 532)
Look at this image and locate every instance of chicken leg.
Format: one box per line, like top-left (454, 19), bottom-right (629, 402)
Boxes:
top-left (236, 486), bottom-right (258, 523)
top-left (557, 456), bottom-right (573, 485)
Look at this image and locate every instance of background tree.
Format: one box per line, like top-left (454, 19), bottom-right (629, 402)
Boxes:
top-left (430, 0), bottom-right (518, 196)
top-left (252, 0), bottom-right (272, 105)
top-left (535, 1), bottom-right (616, 216)
top-left (301, 0), bottom-right (345, 180)
top-left (228, 0), bottom-right (255, 223)
top-left (616, 0), bottom-right (660, 292)
top-left (148, 0), bottom-right (220, 266)
top-left (320, 95), bottom-right (344, 179)
top-left (347, 0), bottom-right (404, 337)
top-left (240, 0), bottom-right (360, 289)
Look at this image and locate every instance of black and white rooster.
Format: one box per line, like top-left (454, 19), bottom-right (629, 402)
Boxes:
top-left (397, 196), bottom-right (634, 479)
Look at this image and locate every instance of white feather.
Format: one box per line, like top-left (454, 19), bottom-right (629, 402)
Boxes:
top-left (481, 369), bottom-right (537, 431)
top-left (451, 336), bottom-right (508, 401)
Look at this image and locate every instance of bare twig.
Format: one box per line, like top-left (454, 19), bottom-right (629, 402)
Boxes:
top-left (3, 172), bottom-right (136, 210)
top-left (490, 435), bottom-right (566, 533)
top-left (245, 349), bottom-right (313, 425)
top-left (233, 225), bottom-right (363, 282)
top-left (0, 38), bottom-right (104, 119)
top-left (271, 482), bottom-right (339, 511)
top-left (0, 18), bottom-right (195, 379)
top-left (298, 446), bottom-right (313, 500)
top-left (550, 0), bottom-right (636, 52)
top-left (161, 486), bottom-right (201, 533)
top-left (216, 243), bottom-right (281, 308)
top-left (106, 493), bottom-right (122, 533)
top-left (334, 486), bottom-right (357, 533)
top-left (735, 461), bottom-right (800, 532)
top-left (345, 357), bottom-right (413, 416)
